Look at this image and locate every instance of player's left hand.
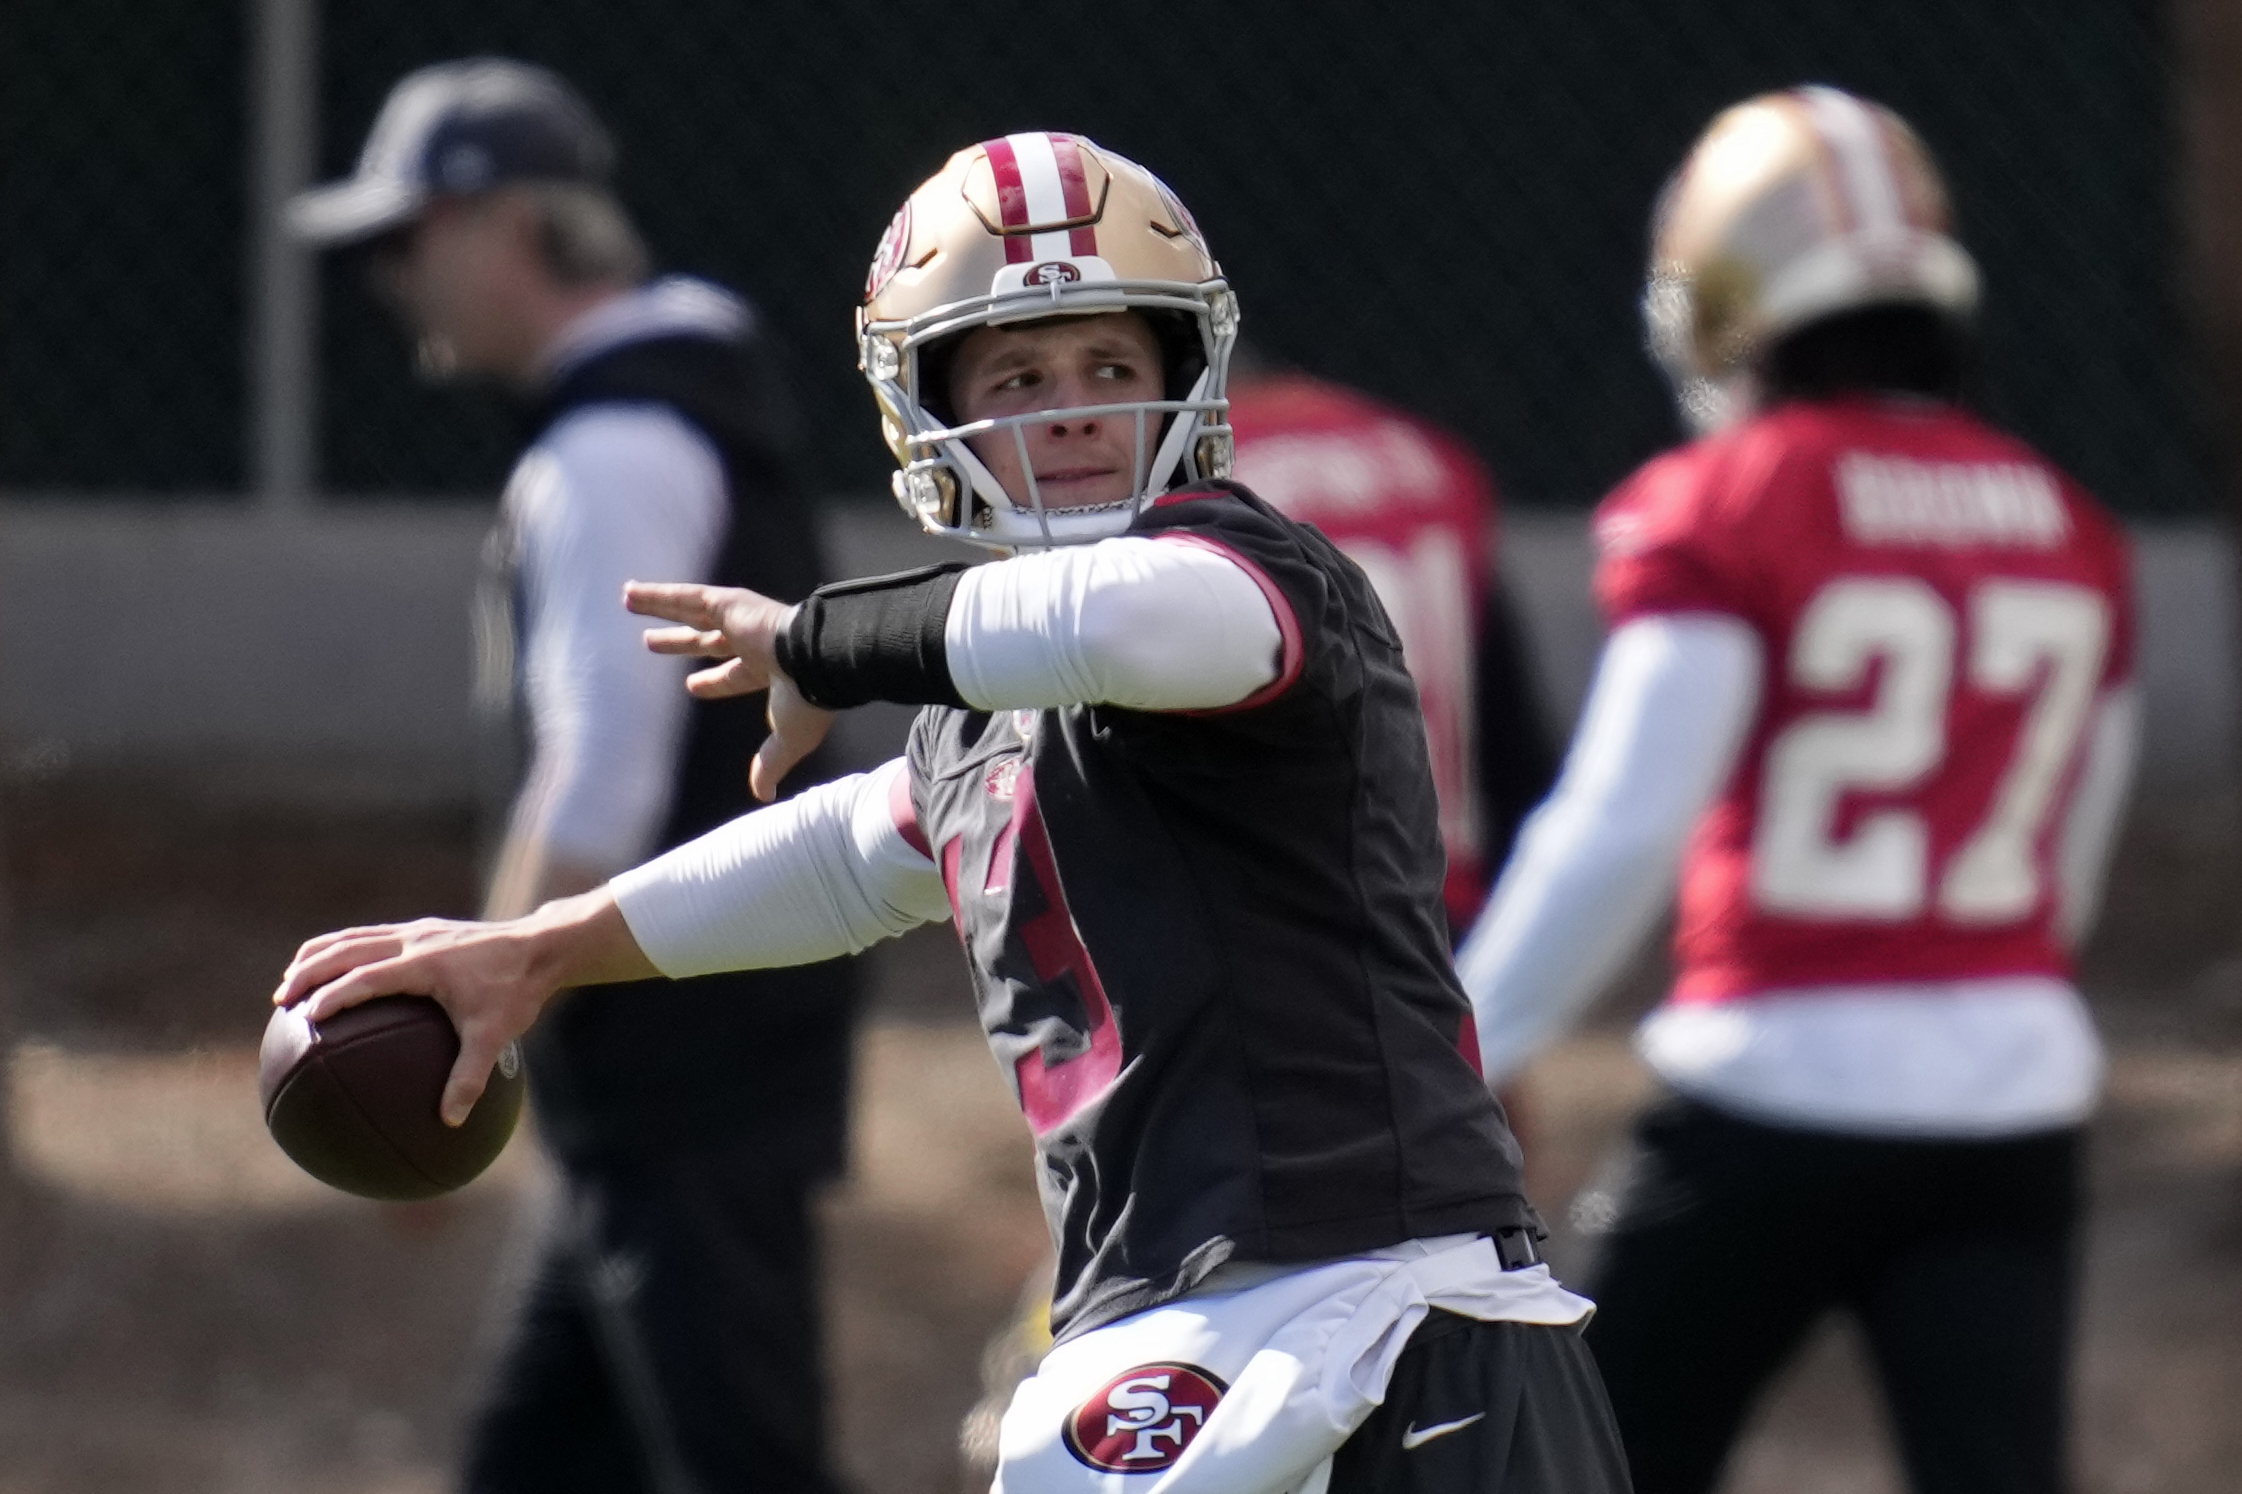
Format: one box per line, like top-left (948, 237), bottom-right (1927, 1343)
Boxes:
top-left (625, 580), bottom-right (835, 802)
top-left (627, 580), bottom-right (789, 695)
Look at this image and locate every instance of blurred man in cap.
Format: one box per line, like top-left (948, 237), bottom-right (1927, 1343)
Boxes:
top-left (291, 58), bottom-right (856, 1494)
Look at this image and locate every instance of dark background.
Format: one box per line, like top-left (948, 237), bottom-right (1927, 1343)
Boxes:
top-left (1, 0), bottom-right (2210, 511)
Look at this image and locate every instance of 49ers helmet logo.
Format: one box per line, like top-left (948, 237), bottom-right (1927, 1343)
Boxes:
top-left (1063, 1362), bottom-right (1227, 1472)
top-left (865, 201), bottom-right (912, 300)
top-left (1025, 260), bottom-right (1081, 286)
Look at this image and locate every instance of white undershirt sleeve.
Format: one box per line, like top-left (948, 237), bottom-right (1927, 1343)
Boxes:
top-left (2055, 682), bottom-right (2140, 949)
top-left (1455, 614), bottom-right (1765, 1085)
top-left (610, 758), bottom-right (951, 978)
top-left (510, 405), bottom-right (728, 874)
top-left (942, 536), bottom-right (1284, 711)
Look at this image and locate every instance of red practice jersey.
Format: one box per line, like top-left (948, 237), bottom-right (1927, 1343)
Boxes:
top-left (1229, 375), bottom-right (1503, 922)
top-left (1594, 396), bottom-right (2134, 1004)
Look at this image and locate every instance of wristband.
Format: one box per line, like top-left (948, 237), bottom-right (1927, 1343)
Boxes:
top-left (776, 563), bottom-right (971, 709)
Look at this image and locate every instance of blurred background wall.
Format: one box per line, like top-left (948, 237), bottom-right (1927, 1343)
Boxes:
top-left (0, 0), bottom-right (2226, 799)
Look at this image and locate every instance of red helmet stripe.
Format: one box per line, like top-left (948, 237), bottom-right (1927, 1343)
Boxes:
top-left (981, 135), bottom-right (1035, 263)
top-left (1052, 134), bottom-right (1100, 257)
top-left (1797, 86), bottom-right (1905, 235)
top-left (1870, 111), bottom-right (1934, 230)
top-left (1780, 90), bottom-right (1854, 235)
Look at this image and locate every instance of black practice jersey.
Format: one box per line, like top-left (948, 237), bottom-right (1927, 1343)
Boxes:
top-left (902, 483), bottom-right (1537, 1341)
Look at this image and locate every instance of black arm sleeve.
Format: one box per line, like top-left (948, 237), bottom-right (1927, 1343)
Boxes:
top-left (775, 562), bottom-right (972, 710)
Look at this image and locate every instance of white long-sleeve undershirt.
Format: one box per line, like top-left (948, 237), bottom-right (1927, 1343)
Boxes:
top-left (504, 279), bottom-right (759, 877)
top-left (611, 534), bottom-right (1287, 978)
top-left (1455, 615), bottom-right (1764, 1085)
top-left (506, 404), bottom-right (727, 874)
top-left (943, 536), bottom-right (1285, 711)
top-left (1456, 612), bottom-right (2141, 1136)
top-left (611, 758), bottom-right (949, 977)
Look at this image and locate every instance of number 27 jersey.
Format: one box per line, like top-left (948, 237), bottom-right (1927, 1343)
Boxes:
top-left (1593, 396), bottom-right (2134, 1003)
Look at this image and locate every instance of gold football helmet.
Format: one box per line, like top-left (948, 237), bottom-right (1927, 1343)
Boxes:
top-left (858, 132), bottom-right (1237, 549)
top-left (1645, 86), bottom-right (1980, 432)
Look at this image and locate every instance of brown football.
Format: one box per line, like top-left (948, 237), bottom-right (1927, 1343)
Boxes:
top-left (259, 995), bottom-right (525, 1201)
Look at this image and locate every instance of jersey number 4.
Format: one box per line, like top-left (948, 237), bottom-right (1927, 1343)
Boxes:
top-left (1755, 576), bottom-right (2110, 923)
top-left (943, 760), bottom-right (1125, 1137)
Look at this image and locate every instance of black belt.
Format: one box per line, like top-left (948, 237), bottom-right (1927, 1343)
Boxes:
top-left (1493, 1225), bottom-right (1544, 1271)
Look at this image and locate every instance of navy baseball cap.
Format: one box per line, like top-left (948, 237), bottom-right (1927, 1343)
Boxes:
top-left (288, 59), bottom-right (614, 247)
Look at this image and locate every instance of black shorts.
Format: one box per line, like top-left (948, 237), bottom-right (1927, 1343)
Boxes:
top-left (1581, 1096), bottom-right (2081, 1494)
top-left (1330, 1312), bottom-right (1631, 1494)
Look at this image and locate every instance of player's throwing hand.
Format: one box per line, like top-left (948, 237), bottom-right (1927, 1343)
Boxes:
top-left (270, 894), bottom-right (656, 1125)
top-left (626, 580), bottom-right (833, 801)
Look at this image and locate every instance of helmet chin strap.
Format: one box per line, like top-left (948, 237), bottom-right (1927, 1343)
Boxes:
top-left (1144, 364), bottom-right (1215, 489)
top-left (952, 438), bottom-right (1010, 524)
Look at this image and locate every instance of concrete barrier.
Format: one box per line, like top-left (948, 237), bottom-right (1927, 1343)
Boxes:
top-left (0, 499), bottom-right (2228, 801)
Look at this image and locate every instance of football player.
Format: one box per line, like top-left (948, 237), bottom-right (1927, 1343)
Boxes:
top-left (275, 133), bottom-right (1629, 1494)
top-left (1455, 88), bottom-right (2138, 1494)
top-left (954, 353), bottom-right (1563, 1479)
top-left (1227, 352), bottom-right (1557, 930)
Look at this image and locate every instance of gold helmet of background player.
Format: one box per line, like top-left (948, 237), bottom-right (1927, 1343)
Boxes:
top-left (858, 132), bottom-right (1237, 549)
top-left (1644, 85), bottom-right (1980, 433)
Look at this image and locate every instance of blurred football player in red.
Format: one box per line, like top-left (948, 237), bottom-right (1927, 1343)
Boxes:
top-left (1228, 354), bottom-right (1556, 930)
top-left (277, 134), bottom-right (1630, 1493)
top-left (1456, 87), bottom-right (2138, 1494)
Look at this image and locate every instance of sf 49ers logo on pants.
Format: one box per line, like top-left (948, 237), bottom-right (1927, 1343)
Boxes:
top-left (1063, 1363), bottom-right (1228, 1472)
